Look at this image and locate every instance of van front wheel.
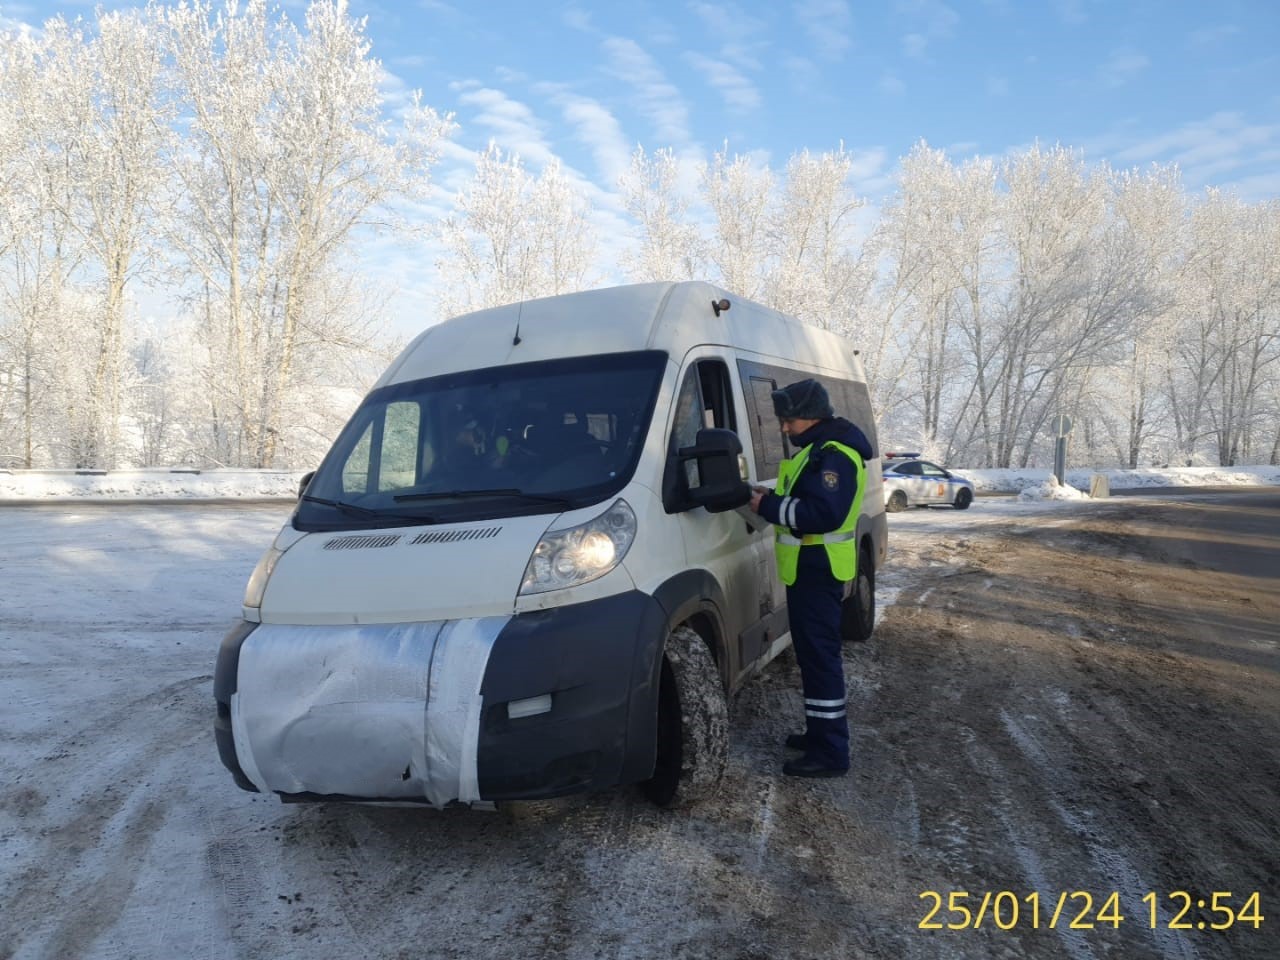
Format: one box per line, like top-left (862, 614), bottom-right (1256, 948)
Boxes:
top-left (641, 626), bottom-right (728, 808)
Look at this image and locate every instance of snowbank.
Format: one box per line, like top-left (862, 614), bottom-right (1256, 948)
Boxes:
top-left (960, 464), bottom-right (1280, 495)
top-left (0, 468), bottom-right (306, 501)
top-left (1016, 475), bottom-right (1091, 502)
top-left (1, 463), bottom-right (1277, 502)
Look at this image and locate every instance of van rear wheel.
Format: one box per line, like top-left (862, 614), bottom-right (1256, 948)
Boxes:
top-left (841, 545), bottom-right (875, 643)
top-left (641, 626), bottom-right (728, 808)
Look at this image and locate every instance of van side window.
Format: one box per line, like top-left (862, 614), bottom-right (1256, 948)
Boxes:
top-left (342, 423), bottom-right (373, 493)
top-left (698, 361), bottom-right (736, 432)
top-left (379, 401), bottom-right (422, 491)
top-left (746, 376), bottom-right (787, 476)
top-left (673, 359), bottom-right (735, 489)
top-left (737, 358), bottom-right (880, 480)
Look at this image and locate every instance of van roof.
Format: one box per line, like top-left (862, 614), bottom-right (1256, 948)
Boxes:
top-left (377, 281), bottom-right (865, 387)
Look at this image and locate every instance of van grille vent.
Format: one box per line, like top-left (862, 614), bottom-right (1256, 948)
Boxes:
top-left (323, 534), bottom-right (402, 550)
top-left (411, 526), bottom-right (502, 545)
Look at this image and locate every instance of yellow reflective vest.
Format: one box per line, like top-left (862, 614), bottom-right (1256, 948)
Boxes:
top-left (773, 440), bottom-right (866, 586)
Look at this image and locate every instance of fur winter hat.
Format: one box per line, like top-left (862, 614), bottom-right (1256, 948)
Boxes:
top-left (771, 379), bottom-right (833, 421)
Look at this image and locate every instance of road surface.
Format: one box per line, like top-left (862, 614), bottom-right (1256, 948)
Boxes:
top-left (0, 495), bottom-right (1276, 959)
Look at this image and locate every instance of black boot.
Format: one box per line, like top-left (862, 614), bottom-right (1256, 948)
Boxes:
top-left (783, 756), bottom-right (848, 778)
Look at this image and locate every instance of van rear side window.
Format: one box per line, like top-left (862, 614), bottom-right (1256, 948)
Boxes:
top-left (737, 359), bottom-right (879, 480)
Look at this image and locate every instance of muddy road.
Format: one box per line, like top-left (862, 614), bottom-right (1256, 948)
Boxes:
top-left (0, 496), bottom-right (1276, 960)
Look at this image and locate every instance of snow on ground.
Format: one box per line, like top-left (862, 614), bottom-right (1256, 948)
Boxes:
top-left (2, 463), bottom-right (1277, 501)
top-left (2, 478), bottom-right (1275, 958)
top-left (0, 468), bottom-right (305, 501)
top-left (961, 462), bottom-right (1280, 494)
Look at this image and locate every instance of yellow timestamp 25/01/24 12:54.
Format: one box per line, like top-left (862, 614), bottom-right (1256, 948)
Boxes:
top-left (918, 890), bottom-right (1264, 931)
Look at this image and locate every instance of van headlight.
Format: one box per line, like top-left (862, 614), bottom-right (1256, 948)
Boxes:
top-left (243, 545), bottom-right (284, 609)
top-left (520, 499), bottom-right (636, 595)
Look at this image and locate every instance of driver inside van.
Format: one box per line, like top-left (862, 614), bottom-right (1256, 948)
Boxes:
top-left (454, 415), bottom-right (512, 472)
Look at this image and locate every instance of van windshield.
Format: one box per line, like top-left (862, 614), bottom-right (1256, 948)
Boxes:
top-left (295, 350), bottom-right (668, 531)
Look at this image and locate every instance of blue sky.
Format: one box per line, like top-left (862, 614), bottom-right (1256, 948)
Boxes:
top-left (5, 0), bottom-right (1279, 330)
top-left (7, 0), bottom-right (1279, 199)
top-left (388, 0), bottom-right (1280, 201)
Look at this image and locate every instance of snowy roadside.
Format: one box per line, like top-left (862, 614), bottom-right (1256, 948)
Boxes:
top-left (0, 468), bottom-right (306, 501)
top-left (961, 462), bottom-right (1280, 494)
top-left (2, 464), bottom-right (1278, 502)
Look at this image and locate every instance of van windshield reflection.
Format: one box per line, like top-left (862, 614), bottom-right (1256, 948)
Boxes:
top-left (295, 351), bottom-right (667, 530)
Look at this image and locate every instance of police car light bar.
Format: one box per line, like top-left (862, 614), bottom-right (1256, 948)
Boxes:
top-left (884, 451), bottom-right (921, 459)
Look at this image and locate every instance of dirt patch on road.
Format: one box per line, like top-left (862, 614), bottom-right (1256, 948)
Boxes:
top-left (841, 502), bottom-right (1279, 960)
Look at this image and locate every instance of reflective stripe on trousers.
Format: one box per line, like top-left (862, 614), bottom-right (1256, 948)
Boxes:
top-left (786, 568), bottom-right (849, 769)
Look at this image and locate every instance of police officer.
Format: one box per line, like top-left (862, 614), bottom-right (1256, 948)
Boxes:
top-left (748, 379), bottom-right (873, 778)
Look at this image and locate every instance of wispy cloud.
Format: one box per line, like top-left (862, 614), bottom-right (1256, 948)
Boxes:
top-left (902, 33), bottom-right (928, 58)
top-left (450, 82), bottom-right (558, 168)
top-left (686, 0), bottom-right (768, 111)
top-left (1216, 167), bottom-right (1280, 202)
top-left (1052, 0), bottom-right (1087, 25)
top-left (879, 73), bottom-right (906, 97)
top-left (561, 7), bottom-right (594, 32)
top-left (551, 92), bottom-right (634, 187)
top-left (783, 54), bottom-right (820, 92)
top-left (690, 1), bottom-right (768, 49)
top-left (1089, 111), bottom-right (1280, 196)
top-left (895, 0), bottom-right (959, 60)
top-left (1097, 48), bottom-right (1150, 88)
top-left (1, 3), bottom-right (42, 35)
top-left (794, 0), bottom-right (852, 61)
top-left (685, 55), bottom-right (761, 113)
top-left (986, 75), bottom-right (1009, 97)
top-left (417, 0), bottom-right (460, 14)
top-left (600, 36), bottom-right (692, 146)
top-left (1187, 23), bottom-right (1240, 48)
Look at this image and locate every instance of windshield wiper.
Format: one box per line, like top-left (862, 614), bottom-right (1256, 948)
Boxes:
top-left (300, 494), bottom-right (432, 524)
top-left (393, 488), bottom-right (572, 506)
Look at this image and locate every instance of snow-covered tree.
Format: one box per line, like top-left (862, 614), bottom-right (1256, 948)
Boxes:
top-left (436, 144), bottom-right (596, 317)
top-left (870, 143), bottom-right (1002, 459)
top-left (160, 0), bottom-right (451, 467)
top-left (1081, 165), bottom-right (1185, 467)
top-left (619, 145), bottom-right (705, 282)
top-left (763, 146), bottom-right (869, 335)
top-left (0, 27), bottom-right (89, 467)
top-left (701, 145), bottom-right (773, 301)
top-left (1172, 192), bottom-right (1280, 465)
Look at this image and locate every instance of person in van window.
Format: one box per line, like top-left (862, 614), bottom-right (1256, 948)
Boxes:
top-left (748, 379), bottom-right (873, 778)
top-left (454, 415), bottom-right (514, 471)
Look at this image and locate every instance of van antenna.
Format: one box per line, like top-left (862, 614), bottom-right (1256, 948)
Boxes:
top-left (512, 301), bottom-right (523, 345)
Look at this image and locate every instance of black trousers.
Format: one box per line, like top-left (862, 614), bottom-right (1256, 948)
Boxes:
top-left (785, 563), bottom-right (850, 769)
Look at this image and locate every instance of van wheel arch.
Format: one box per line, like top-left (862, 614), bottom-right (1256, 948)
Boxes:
top-left (651, 571), bottom-right (731, 685)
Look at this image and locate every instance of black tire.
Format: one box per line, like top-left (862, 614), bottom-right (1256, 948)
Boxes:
top-left (953, 488), bottom-right (973, 510)
top-left (886, 490), bottom-right (908, 513)
top-left (841, 545), bottom-right (876, 643)
top-left (641, 625), bottom-right (728, 808)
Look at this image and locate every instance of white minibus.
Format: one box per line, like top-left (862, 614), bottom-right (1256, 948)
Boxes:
top-left (215, 281), bottom-right (885, 807)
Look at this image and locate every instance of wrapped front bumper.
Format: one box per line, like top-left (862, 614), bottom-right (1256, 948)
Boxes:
top-left (214, 591), bottom-right (667, 805)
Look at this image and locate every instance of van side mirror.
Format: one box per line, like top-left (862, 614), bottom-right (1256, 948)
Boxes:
top-left (663, 427), bottom-right (751, 514)
top-left (297, 470), bottom-right (316, 500)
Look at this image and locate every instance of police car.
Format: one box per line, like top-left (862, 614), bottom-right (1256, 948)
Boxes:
top-left (882, 453), bottom-right (975, 512)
